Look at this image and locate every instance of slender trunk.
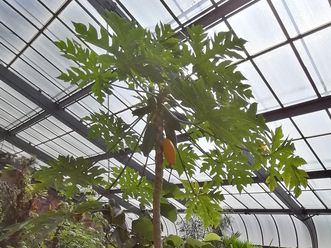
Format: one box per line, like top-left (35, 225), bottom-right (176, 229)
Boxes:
top-left (153, 105), bottom-right (164, 248)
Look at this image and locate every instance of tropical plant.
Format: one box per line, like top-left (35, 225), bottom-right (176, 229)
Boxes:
top-left (0, 10), bottom-right (309, 247)
top-left (51, 11), bottom-right (308, 247)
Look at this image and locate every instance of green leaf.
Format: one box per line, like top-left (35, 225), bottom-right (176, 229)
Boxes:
top-left (203, 233), bottom-right (221, 242)
top-left (132, 217), bottom-right (153, 243)
top-left (185, 238), bottom-right (206, 248)
top-left (33, 156), bottom-right (107, 197)
top-left (160, 202), bottom-right (177, 222)
top-left (164, 235), bottom-right (184, 247)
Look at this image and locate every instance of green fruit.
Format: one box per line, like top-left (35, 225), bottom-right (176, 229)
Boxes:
top-left (141, 123), bottom-right (156, 157)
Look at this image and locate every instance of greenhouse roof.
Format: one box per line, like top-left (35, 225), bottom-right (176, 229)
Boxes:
top-left (1, 0), bottom-right (331, 247)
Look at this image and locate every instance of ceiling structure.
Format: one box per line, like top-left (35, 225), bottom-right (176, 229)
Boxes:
top-left (1, 0), bottom-right (331, 247)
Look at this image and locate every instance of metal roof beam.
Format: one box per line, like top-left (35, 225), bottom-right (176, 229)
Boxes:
top-left (0, 64), bottom-right (155, 182)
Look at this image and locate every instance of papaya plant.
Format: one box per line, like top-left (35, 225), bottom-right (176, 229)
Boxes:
top-left (51, 11), bottom-right (309, 247)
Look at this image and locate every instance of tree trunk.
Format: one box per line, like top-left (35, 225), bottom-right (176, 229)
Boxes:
top-left (153, 106), bottom-right (164, 248)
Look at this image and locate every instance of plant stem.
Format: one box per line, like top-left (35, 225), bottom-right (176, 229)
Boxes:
top-left (153, 103), bottom-right (164, 248)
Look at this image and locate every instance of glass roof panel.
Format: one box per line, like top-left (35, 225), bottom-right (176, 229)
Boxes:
top-left (232, 194), bottom-right (263, 209)
top-left (315, 190), bottom-right (331, 208)
top-left (250, 193), bottom-right (281, 209)
top-left (293, 110), bottom-right (331, 137)
top-left (0, 23), bottom-right (26, 54)
top-left (273, 215), bottom-right (296, 248)
top-left (254, 44), bottom-right (317, 106)
top-left (295, 28), bottom-right (331, 97)
top-left (206, 21), bottom-right (228, 37)
top-left (40, 0), bottom-right (65, 12)
top-left (9, 0), bottom-right (52, 29)
top-left (292, 217), bottom-right (311, 248)
top-left (243, 184), bottom-right (264, 193)
top-left (256, 215), bottom-right (279, 247)
top-left (241, 215), bottom-right (262, 244)
top-left (0, 80), bottom-right (40, 129)
top-left (309, 178), bottom-right (331, 190)
top-left (308, 134), bottom-right (331, 169)
top-left (164, 0), bottom-right (212, 24)
top-left (272, 0), bottom-right (331, 37)
top-left (228, 1), bottom-right (286, 54)
top-left (222, 185), bottom-right (239, 194)
top-left (0, 1), bottom-right (38, 43)
top-left (267, 118), bottom-right (301, 139)
top-left (314, 215), bottom-right (331, 247)
top-left (0, 43), bottom-right (16, 64)
top-left (293, 139), bottom-right (323, 171)
top-left (223, 194), bottom-right (246, 209)
top-left (237, 61), bottom-right (280, 112)
top-left (118, 0), bottom-right (174, 29)
top-left (296, 190), bottom-right (325, 209)
top-left (10, 57), bottom-right (68, 99)
top-left (0, 140), bottom-right (23, 154)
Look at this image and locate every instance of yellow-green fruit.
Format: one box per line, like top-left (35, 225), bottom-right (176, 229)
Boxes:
top-left (162, 138), bottom-right (176, 166)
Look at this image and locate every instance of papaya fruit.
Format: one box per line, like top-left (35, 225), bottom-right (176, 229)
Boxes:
top-left (162, 138), bottom-right (176, 166)
top-left (141, 123), bottom-right (156, 157)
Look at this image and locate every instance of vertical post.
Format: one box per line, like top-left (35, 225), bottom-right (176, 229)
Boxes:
top-left (153, 100), bottom-right (164, 248)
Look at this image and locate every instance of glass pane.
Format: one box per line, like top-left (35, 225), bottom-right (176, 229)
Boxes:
top-left (119, 0), bottom-right (174, 29)
top-left (227, 214), bottom-right (247, 241)
top-left (233, 194), bottom-right (263, 209)
top-left (228, 1), bottom-right (286, 54)
top-left (165, 0), bottom-right (212, 24)
top-left (0, 23), bottom-right (26, 52)
top-left (244, 184), bottom-right (264, 193)
top-left (308, 134), bottom-right (331, 169)
top-left (241, 215), bottom-right (262, 245)
top-left (315, 190), bottom-right (331, 208)
top-left (206, 21), bottom-right (229, 37)
top-left (0, 43), bottom-right (16, 64)
top-left (293, 139), bottom-right (323, 171)
top-left (309, 178), bottom-right (331, 190)
top-left (273, 215), bottom-right (296, 248)
top-left (222, 185), bottom-right (239, 194)
top-left (293, 110), bottom-right (331, 137)
top-left (10, 57), bottom-right (65, 99)
top-left (272, 0), bottom-right (331, 37)
top-left (292, 217), bottom-right (311, 248)
top-left (9, 0), bottom-right (51, 28)
top-left (251, 193), bottom-right (281, 209)
top-left (314, 215), bottom-right (331, 247)
top-left (237, 61), bottom-right (280, 112)
top-left (296, 191), bottom-right (325, 209)
top-left (254, 45), bottom-right (317, 106)
top-left (267, 118), bottom-right (301, 139)
top-left (0, 1), bottom-right (38, 42)
top-left (40, 0), bottom-right (65, 12)
top-left (295, 28), bottom-right (331, 97)
top-left (256, 215), bottom-right (279, 247)
top-left (223, 194), bottom-right (246, 209)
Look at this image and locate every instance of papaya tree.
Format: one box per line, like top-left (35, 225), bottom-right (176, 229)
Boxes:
top-left (54, 11), bottom-right (308, 247)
